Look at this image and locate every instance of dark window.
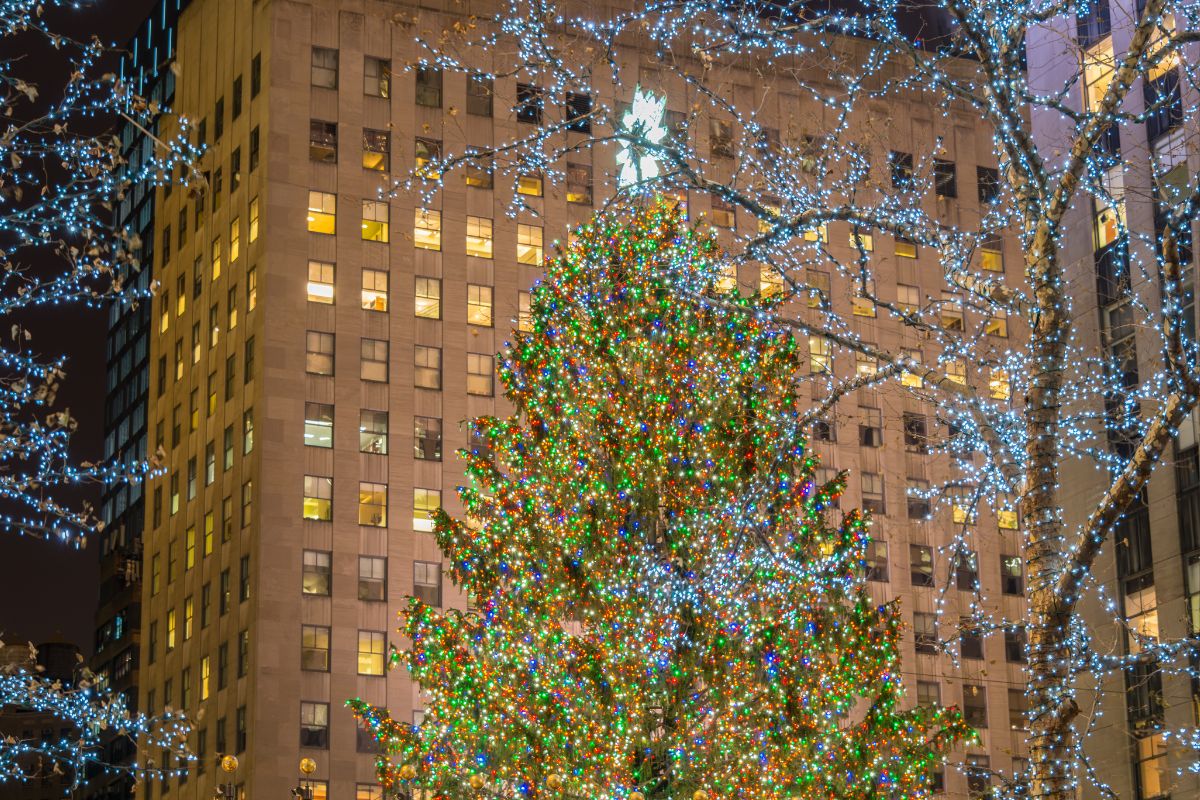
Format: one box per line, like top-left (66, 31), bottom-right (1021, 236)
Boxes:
top-left (1001, 555), bottom-right (1024, 595)
top-left (214, 97), bottom-right (225, 140)
top-left (249, 127), bottom-right (259, 171)
top-left (889, 150), bottom-right (914, 189)
top-left (914, 612), bottom-right (937, 655)
top-left (977, 166), bottom-right (1001, 204)
top-left (960, 617), bottom-right (983, 659)
top-left (1076, 0), bottom-right (1111, 48)
top-left (235, 706), bottom-right (247, 752)
top-left (230, 148), bottom-right (241, 193)
top-left (239, 555), bottom-right (250, 601)
top-left (859, 407), bottom-right (882, 447)
top-left (956, 550), bottom-right (979, 591)
top-left (232, 76), bottom-right (243, 119)
top-left (903, 412), bottom-right (927, 453)
top-left (811, 420), bottom-right (834, 442)
top-left (311, 47), bottom-right (338, 89)
top-left (309, 120), bottom-right (337, 163)
top-left (359, 556), bottom-right (386, 601)
top-left (302, 550), bottom-right (332, 595)
top-left (517, 83), bottom-right (543, 124)
top-left (565, 92), bottom-right (592, 133)
top-left (865, 539), bottom-right (888, 582)
top-left (414, 416), bottom-right (442, 461)
top-left (1145, 69), bottom-right (1184, 144)
top-left (1115, 495), bottom-right (1153, 577)
top-left (413, 561), bottom-right (442, 606)
top-left (238, 630), bottom-right (249, 677)
top-left (1005, 627), bottom-right (1026, 663)
top-left (1009, 689), bottom-right (1028, 730)
top-left (910, 544), bottom-right (934, 587)
top-left (300, 702), bottom-right (329, 749)
top-left (966, 755), bottom-right (991, 798)
top-left (467, 74), bottom-right (493, 116)
top-left (934, 159), bottom-right (957, 198)
top-left (963, 685), bottom-right (988, 728)
top-left (251, 53), bottom-right (262, 97)
top-left (415, 66), bottom-right (442, 107)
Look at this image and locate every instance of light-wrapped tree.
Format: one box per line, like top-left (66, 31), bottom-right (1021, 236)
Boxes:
top-left (352, 198), bottom-right (970, 800)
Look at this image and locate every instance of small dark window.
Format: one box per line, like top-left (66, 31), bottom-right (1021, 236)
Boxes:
top-left (933, 159), bottom-right (957, 197)
top-left (963, 685), bottom-right (988, 728)
top-left (232, 76), bottom-right (243, 119)
top-left (415, 66), bottom-right (443, 108)
top-left (309, 120), bottom-right (337, 163)
top-left (977, 166), bottom-right (1001, 204)
top-left (859, 407), bottom-right (882, 447)
top-left (251, 54), bottom-right (262, 97)
top-left (517, 83), bottom-right (543, 124)
top-left (910, 544), bottom-right (934, 587)
top-left (249, 127), bottom-right (259, 171)
top-left (1005, 627), bottom-right (1027, 663)
top-left (467, 74), bottom-right (493, 116)
top-left (1001, 555), bottom-right (1024, 595)
top-left (960, 617), bottom-right (983, 659)
top-left (889, 150), bottom-right (914, 189)
top-left (214, 97), bottom-right (225, 140)
top-left (903, 412), bottom-right (927, 453)
top-left (955, 550), bottom-right (979, 591)
top-left (565, 92), bottom-right (592, 133)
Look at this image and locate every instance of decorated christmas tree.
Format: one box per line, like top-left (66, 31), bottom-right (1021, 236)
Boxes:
top-left (351, 197), bottom-right (971, 800)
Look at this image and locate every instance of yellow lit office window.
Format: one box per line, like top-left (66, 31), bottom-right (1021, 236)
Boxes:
top-left (160, 291), bottom-right (170, 333)
top-left (176, 288), bottom-right (186, 317)
top-left (415, 277), bottom-right (440, 319)
top-left (803, 223), bottom-right (827, 243)
top-left (946, 358), bottom-right (967, 385)
top-left (184, 597), bottom-right (193, 640)
top-left (952, 503), bottom-right (977, 525)
top-left (211, 236), bottom-right (222, 280)
top-left (981, 238), bottom-right (1003, 271)
top-left (517, 173), bottom-right (543, 196)
top-left (900, 348), bottom-right (923, 388)
top-left (466, 216), bottom-right (494, 259)
top-left (517, 224), bottom-right (543, 265)
top-left (413, 488), bottom-right (441, 532)
top-left (362, 200), bottom-right (389, 243)
top-left (850, 231), bottom-right (874, 251)
top-left (362, 269), bottom-right (388, 312)
top-left (856, 352), bottom-right (878, 377)
top-left (989, 368), bottom-right (1011, 400)
top-left (229, 218), bottom-right (241, 262)
top-left (809, 336), bottom-right (832, 375)
top-left (200, 655), bottom-right (210, 700)
top-left (204, 512), bottom-right (214, 555)
top-left (167, 609), bottom-right (176, 650)
top-left (249, 195), bottom-right (259, 242)
top-left (760, 265), bottom-right (784, 297)
top-left (307, 261), bottom-right (335, 304)
top-left (303, 475), bottom-right (333, 521)
top-left (716, 262), bottom-right (737, 293)
top-left (307, 190), bottom-right (337, 235)
top-left (414, 209), bottom-right (441, 251)
top-left (185, 526), bottom-right (195, 569)
top-left (358, 482), bottom-right (388, 527)
top-left (998, 509), bottom-right (1019, 530)
top-left (518, 291), bottom-right (533, 332)
top-left (851, 281), bottom-right (876, 317)
top-left (467, 284), bottom-right (493, 327)
top-left (986, 309), bottom-right (1008, 338)
top-left (895, 237), bottom-right (917, 259)
top-left (357, 630), bottom-right (386, 676)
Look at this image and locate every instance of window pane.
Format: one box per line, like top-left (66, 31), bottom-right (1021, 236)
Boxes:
top-left (415, 277), bottom-right (441, 319)
top-left (362, 269), bottom-right (388, 312)
top-left (358, 482), bottom-right (387, 527)
top-left (360, 410), bottom-right (388, 454)
top-left (307, 191), bottom-right (336, 234)
top-left (304, 403), bottom-right (333, 448)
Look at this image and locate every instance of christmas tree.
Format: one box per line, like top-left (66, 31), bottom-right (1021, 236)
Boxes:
top-left (351, 197), bottom-right (971, 800)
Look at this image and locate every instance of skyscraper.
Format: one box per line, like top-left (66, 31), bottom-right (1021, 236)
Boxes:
top-left (136, 2), bottom-right (1026, 798)
top-left (1029, 1), bottom-right (1200, 797)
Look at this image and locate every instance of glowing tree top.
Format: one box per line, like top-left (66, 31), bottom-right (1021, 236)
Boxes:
top-left (352, 197), bottom-right (970, 800)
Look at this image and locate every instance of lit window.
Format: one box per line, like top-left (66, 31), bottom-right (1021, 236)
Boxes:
top-left (307, 191), bottom-right (336, 235)
top-left (566, 163), bottom-right (592, 205)
top-left (809, 336), bottom-right (832, 374)
top-left (1093, 164), bottom-right (1126, 251)
top-left (986, 308), bottom-right (1008, 337)
top-left (167, 609), bottom-right (177, 650)
top-left (851, 280), bottom-right (877, 317)
top-left (414, 209), bottom-right (441, 250)
top-left (856, 352), bottom-right (878, 377)
top-left (806, 270), bottom-right (829, 308)
top-left (517, 173), bottom-right (543, 196)
top-left (517, 224), bottom-right (543, 265)
top-left (361, 269), bottom-right (388, 312)
top-left (900, 348), bottom-right (924, 388)
top-left (897, 284), bottom-right (919, 315)
top-left (360, 338), bottom-right (388, 382)
top-left (802, 223), bottom-right (827, 243)
top-left (362, 200), bottom-right (389, 242)
top-left (360, 410), bottom-right (388, 455)
top-left (211, 236), bottom-right (222, 280)
top-left (415, 277), bottom-right (441, 319)
top-left (467, 285), bottom-right (493, 327)
top-left (1136, 734), bottom-right (1168, 800)
top-left (357, 630), bottom-right (387, 675)
top-left (850, 230), bottom-right (874, 251)
top-left (467, 353), bottom-right (494, 396)
top-left (200, 655), bottom-right (211, 700)
top-left (364, 56), bottom-right (390, 98)
top-left (302, 551), bottom-right (332, 595)
top-left (981, 237), bottom-right (1003, 271)
top-left (229, 218), bottom-right (240, 262)
top-left (518, 291), bottom-right (533, 332)
top-left (414, 346), bottom-right (442, 390)
top-left (464, 155), bottom-right (494, 189)
top-left (362, 129), bottom-right (389, 171)
top-left (413, 488), bottom-right (441, 532)
top-left (760, 265), bottom-right (784, 297)
top-left (302, 475), bottom-right (333, 521)
top-left (716, 261), bottom-right (737, 293)
top-left (306, 331), bottom-right (335, 376)
top-left (249, 196), bottom-right (259, 242)
top-left (989, 368), bottom-right (1011, 400)
top-left (414, 137), bottom-right (441, 180)
top-left (304, 402), bottom-right (333, 448)
top-left (1082, 38), bottom-right (1115, 113)
top-left (998, 510), bottom-right (1019, 530)
top-left (307, 261), bottom-right (335, 304)
top-left (946, 358), bottom-right (967, 385)
top-left (247, 267), bottom-right (257, 311)
top-left (894, 237), bottom-right (917, 259)
top-left (940, 291), bottom-right (964, 330)
top-left (160, 290), bottom-right (170, 333)
top-left (466, 216), bottom-right (494, 258)
top-left (300, 700), bottom-right (330, 746)
top-left (358, 482), bottom-right (387, 527)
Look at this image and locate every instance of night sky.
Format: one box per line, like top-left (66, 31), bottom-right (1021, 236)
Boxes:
top-left (0, 0), bottom-right (159, 654)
